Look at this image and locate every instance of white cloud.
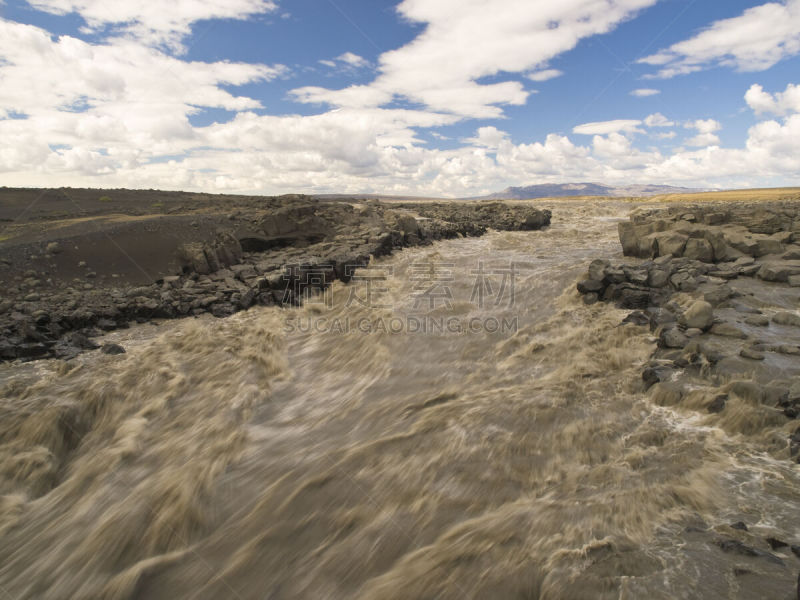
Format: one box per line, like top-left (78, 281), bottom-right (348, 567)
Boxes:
top-left (573, 119), bottom-right (643, 135)
top-left (745, 82), bottom-right (800, 115)
top-left (0, 19), bottom-right (283, 165)
top-left (681, 119), bottom-right (721, 146)
top-left (591, 132), bottom-right (659, 169)
top-left (464, 126), bottom-right (509, 149)
top-left (687, 118), bottom-right (721, 134)
top-left (685, 132), bottom-right (720, 147)
top-left (292, 0), bottom-right (658, 118)
top-left (319, 52), bottom-right (371, 71)
top-left (526, 69), bottom-right (563, 82)
top-left (631, 88), bottom-right (660, 97)
top-left (290, 85), bottom-right (393, 109)
top-left (639, 0), bottom-right (800, 78)
top-left (2, 7), bottom-right (800, 196)
top-left (26, 0), bottom-right (278, 52)
top-left (337, 52), bottom-right (369, 68)
top-left (644, 113), bottom-right (674, 127)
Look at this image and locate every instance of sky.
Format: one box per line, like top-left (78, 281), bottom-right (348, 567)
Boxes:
top-left (0, 0), bottom-right (799, 197)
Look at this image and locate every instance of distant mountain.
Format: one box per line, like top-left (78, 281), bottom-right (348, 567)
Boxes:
top-left (479, 182), bottom-right (705, 200)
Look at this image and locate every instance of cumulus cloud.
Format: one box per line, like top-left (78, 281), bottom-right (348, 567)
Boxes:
top-left (2, 4), bottom-right (800, 196)
top-left (338, 52), bottom-right (369, 68)
top-left (687, 118), bottom-right (721, 134)
top-left (639, 0), bottom-right (800, 78)
top-left (745, 82), bottom-right (800, 115)
top-left (685, 133), bottom-right (720, 147)
top-left (292, 0), bottom-right (658, 118)
top-left (290, 85), bottom-right (393, 109)
top-left (319, 52), bottom-right (371, 71)
top-left (526, 69), bottom-right (563, 82)
top-left (26, 0), bottom-right (279, 52)
top-left (464, 126), bottom-right (510, 149)
top-left (573, 119), bottom-right (643, 135)
top-left (644, 113), bottom-right (674, 127)
top-left (682, 118), bottom-right (721, 147)
top-left (0, 19), bottom-right (283, 168)
top-left (0, 21), bottom-right (283, 116)
top-left (631, 88), bottom-right (660, 97)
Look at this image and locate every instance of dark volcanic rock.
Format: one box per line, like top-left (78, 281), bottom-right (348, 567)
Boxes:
top-left (577, 279), bottom-right (604, 294)
top-left (100, 343), bottom-right (126, 355)
top-left (0, 195), bottom-right (551, 362)
top-left (707, 394), bottom-right (727, 413)
top-left (578, 200), bottom-right (800, 463)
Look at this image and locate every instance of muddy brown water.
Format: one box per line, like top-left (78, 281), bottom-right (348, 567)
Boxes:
top-left (1, 201), bottom-right (799, 599)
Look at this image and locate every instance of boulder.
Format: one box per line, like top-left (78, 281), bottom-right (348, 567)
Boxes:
top-left (744, 315), bottom-right (770, 327)
top-left (669, 271), bottom-right (698, 292)
top-left (648, 268), bottom-right (669, 288)
top-left (757, 261), bottom-right (800, 282)
top-left (603, 267), bottom-right (626, 284)
top-left (101, 343), bottom-right (126, 355)
top-left (704, 284), bottom-right (735, 306)
top-left (783, 247), bottom-right (800, 260)
top-left (772, 312), bottom-right (800, 327)
top-left (623, 266), bottom-right (649, 286)
top-left (582, 293), bottom-right (598, 305)
top-left (660, 327), bottom-right (688, 349)
top-left (753, 237), bottom-right (784, 257)
top-left (619, 222), bottom-right (649, 257)
top-left (577, 279), bottom-right (604, 294)
top-left (724, 230), bottom-right (760, 256)
top-left (681, 300), bottom-right (714, 330)
top-left (740, 347), bottom-right (765, 361)
top-left (707, 394), bottom-right (727, 413)
top-left (179, 243), bottom-right (211, 275)
top-left (706, 231), bottom-right (744, 262)
top-left (683, 238), bottom-right (714, 262)
top-left (587, 259), bottom-right (610, 282)
top-left (622, 311), bottom-right (650, 326)
top-left (647, 307), bottom-right (677, 328)
top-left (616, 286), bottom-right (651, 309)
top-left (642, 365), bottom-right (673, 389)
top-left (652, 232), bottom-right (688, 258)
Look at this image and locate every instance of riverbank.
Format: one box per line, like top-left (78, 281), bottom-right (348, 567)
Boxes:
top-left (0, 188), bottom-right (550, 361)
top-left (576, 200), bottom-right (800, 465)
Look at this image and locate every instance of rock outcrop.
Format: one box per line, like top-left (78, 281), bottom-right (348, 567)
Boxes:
top-left (0, 197), bottom-right (550, 362)
top-left (578, 201), bottom-right (800, 462)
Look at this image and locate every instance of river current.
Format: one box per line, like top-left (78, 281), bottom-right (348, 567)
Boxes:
top-left (1, 201), bottom-right (798, 599)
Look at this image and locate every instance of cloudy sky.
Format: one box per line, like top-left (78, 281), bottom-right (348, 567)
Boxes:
top-left (1, 0), bottom-right (799, 196)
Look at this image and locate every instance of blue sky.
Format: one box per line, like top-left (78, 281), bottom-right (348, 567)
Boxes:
top-left (0, 0), bottom-right (799, 196)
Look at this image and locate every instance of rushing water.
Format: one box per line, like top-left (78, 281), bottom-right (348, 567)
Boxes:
top-left (1, 201), bottom-right (798, 599)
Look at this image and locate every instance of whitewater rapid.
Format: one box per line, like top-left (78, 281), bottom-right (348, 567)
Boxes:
top-left (1, 201), bottom-right (798, 599)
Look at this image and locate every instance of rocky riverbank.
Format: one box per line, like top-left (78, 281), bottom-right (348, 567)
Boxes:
top-left (0, 189), bottom-right (550, 361)
top-left (576, 201), bottom-right (800, 463)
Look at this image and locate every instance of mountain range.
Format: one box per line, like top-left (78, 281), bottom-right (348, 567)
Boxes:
top-left (477, 182), bottom-right (705, 200)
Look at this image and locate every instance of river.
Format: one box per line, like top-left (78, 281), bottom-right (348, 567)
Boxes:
top-left (1, 201), bottom-right (798, 599)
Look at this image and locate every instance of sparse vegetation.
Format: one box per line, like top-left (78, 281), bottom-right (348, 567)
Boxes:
top-left (99, 195), bottom-right (112, 202)
top-left (508, 187), bottom-right (800, 205)
top-left (644, 187), bottom-right (800, 203)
